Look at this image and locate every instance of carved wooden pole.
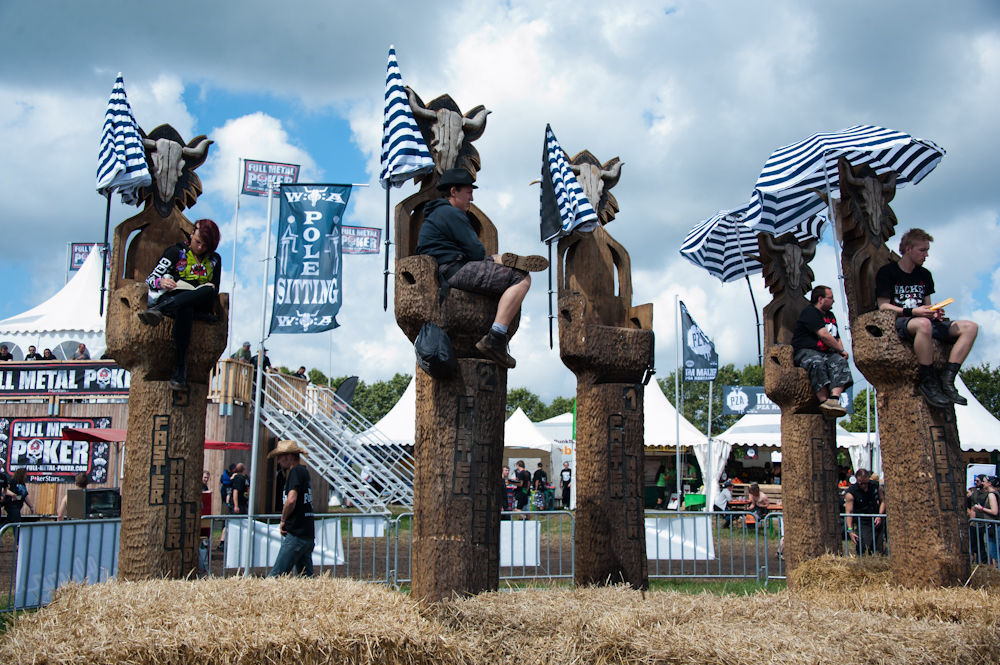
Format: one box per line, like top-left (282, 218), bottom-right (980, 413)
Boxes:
top-left (104, 125), bottom-right (227, 579)
top-left (837, 157), bottom-right (969, 586)
top-left (757, 233), bottom-right (840, 574)
top-left (393, 91), bottom-right (511, 602)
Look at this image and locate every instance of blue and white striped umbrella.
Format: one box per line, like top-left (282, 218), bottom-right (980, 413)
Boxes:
top-left (681, 198), bottom-right (827, 283)
top-left (540, 124), bottom-right (599, 242)
top-left (746, 125), bottom-right (945, 237)
top-left (379, 46), bottom-right (434, 189)
top-left (96, 73), bottom-right (151, 205)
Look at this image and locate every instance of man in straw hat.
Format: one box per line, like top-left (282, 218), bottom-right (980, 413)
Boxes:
top-left (267, 440), bottom-right (315, 577)
top-left (415, 167), bottom-right (549, 369)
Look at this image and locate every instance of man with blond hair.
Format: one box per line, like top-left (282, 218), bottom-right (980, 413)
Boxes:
top-left (875, 228), bottom-right (978, 408)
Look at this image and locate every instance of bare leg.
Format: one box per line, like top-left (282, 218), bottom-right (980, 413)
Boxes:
top-left (948, 320), bottom-right (978, 364)
top-left (830, 386), bottom-right (844, 398)
top-left (907, 317), bottom-right (934, 365)
top-left (816, 386), bottom-right (829, 403)
top-left (494, 274), bottom-right (531, 328)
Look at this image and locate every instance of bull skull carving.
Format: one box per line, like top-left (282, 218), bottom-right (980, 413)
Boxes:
top-left (143, 137), bottom-right (213, 203)
top-left (138, 125), bottom-right (213, 218)
top-left (406, 87), bottom-right (489, 174)
top-left (760, 234), bottom-right (816, 293)
top-left (567, 151), bottom-right (623, 225)
top-left (842, 163), bottom-right (897, 241)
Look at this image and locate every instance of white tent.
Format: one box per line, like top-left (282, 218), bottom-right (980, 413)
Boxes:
top-left (504, 407), bottom-right (552, 472)
top-left (536, 412), bottom-right (576, 510)
top-left (953, 376), bottom-right (1000, 453)
top-left (714, 413), bottom-right (868, 449)
top-left (0, 246), bottom-right (107, 359)
top-left (366, 376), bottom-right (416, 445)
top-left (644, 378), bottom-right (710, 449)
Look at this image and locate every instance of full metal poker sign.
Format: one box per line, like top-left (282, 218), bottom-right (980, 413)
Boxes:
top-left (0, 417), bottom-right (113, 484)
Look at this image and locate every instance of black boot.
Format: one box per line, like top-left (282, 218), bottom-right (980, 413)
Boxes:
top-left (918, 364), bottom-right (950, 408)
top-left (939, 362), bottom-right (968, 406)
top-left (137, 302), bottom-right (164, 327)
top-left (169, 348), bottom-right (188, 391)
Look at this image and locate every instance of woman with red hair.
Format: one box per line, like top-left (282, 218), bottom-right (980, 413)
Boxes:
top-left (138, 219), bottom-right (222, 390)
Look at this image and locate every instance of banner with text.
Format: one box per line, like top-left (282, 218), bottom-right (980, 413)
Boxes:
top-left (680, 301), bottom-right (718, 381)
top-left (242, 160), bottom-right (300, 197)
top-left (0, 362), bottom-right (130, 397)
top-left (0, 417), bottom-right (113, 484)
top-left (270, 184), bottom-right (351, 334)
top-left (722, 385), bottom-right (854, 415)
top-left (342, 226), bottom-right (381, 255)
top-left (70, 243), bottom-right (105, 270)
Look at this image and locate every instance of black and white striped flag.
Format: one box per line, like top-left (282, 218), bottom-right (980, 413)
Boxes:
top-left (747, 125), bottom-right (944, 237)
top-left (95, 73), bottom-right (150, 205)
top-left (379, 46), bottom-right (434, 189)
top-left (540, 124), bottom-right (599, 242)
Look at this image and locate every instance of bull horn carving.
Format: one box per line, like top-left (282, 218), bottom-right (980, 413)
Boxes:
top-left (406, 87), bottom-right (436, 121)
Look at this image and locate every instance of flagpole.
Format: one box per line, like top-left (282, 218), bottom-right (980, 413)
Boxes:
top-left (706, 379), bottom-right (713, 510)
top-left (228, 158), bottom-right (242, 356)
top-left (384, 184), bottom-right (391, 311)
top-left (99, 193), bottom-right (111, 316)
top-left (675, 295), bottom-right (681, 508)
top-left (245, 182), bottom-right (275, 575)
top-left (547, 240), bottom-right (554, 349)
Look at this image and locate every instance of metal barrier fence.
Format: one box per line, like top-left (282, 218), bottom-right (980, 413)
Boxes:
top-left (3, 510), bottom-right (996, 612)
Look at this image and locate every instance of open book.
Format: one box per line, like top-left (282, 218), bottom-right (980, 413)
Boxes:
top-left (173, 281), bottom-right (215, 292)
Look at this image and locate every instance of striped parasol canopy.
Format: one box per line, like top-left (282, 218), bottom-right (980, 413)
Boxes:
top-left (95, 73), bottom-right (151, 205)
top-left (745, 125), bottom-right (945, 237)
top-left (681, 196), bottom-right (827, 283)
top-left (379, 46), bottom-right (434, 189)
top-left (539, 124), bottom-right (599, 242)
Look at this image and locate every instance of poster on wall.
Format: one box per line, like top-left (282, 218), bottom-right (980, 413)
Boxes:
top-left (0, 361), bottom-right (130, 397)
top-left (0, 417), bottom-right (112, 484)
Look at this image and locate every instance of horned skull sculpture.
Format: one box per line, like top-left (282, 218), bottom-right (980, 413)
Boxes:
top-left (407, 87), bottom-right (489, 174)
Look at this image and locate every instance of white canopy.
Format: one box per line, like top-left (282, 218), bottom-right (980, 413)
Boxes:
top-left (645, 378), bottom-right (711, 449)
top-left (504, 407), bottom-right (554, 453)
top-left (954, 376), bottom-right (1000, 453)
top-left (713, 413), bottom-right (868, 449)
top-left (366, 376), bottom-right (416, 445)
top-left (0, 246), bottom-right (107, 359)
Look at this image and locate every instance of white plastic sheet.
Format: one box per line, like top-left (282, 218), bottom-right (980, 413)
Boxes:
top-left (644, 515), bottom-right (716, 561)
top-left (225, 518), bottom-right (344, 568)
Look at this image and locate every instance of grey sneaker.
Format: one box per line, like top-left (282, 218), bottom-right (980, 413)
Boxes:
top-left (476, 331), bottom-right (516, 369)
top-left (501, 253), bottom-right (549, 272)
top-left (137, 308), bottom-right (163, 327)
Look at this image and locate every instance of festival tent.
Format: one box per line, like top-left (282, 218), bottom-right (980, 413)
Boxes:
top-left (365, 376), bottom-right (416, 445)
top-left (535, 412), bottom-right (576, 509)
top-left (953, 376), bottom-right (1000, 453)
top-left (644, 379), bottom-right (711, 449)
top-left (0, 246), bottom-right (107, 359)
top-left (504, 407), bottom-right (553, 471)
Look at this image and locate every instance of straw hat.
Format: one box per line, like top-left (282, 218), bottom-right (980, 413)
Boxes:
top-left (267, 440), bottom-right (309, 459)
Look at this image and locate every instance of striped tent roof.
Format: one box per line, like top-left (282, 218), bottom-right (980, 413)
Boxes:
top-left (95, 73), bottom-right (151, 205)
top-left (746, 125), bottom-right (944, 237)
top-left (379, 46), bottom-right (434, 189)
top-left (539, 124), bottom-right (599, 242)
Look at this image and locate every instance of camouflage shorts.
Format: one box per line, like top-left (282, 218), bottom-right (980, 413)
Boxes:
top-left (793, 348), bottom-right (853, 394)
top-left (442, 259), bottom-right (526, 296)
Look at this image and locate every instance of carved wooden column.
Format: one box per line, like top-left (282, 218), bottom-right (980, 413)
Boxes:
top-left (757, 233), bottom-right (840, 574)
top-left (836, 157), bottom-right (969, 586)
top-left (556, 151), bottom-right (652, 589)
top-left (105, 125), bottom-right (228, 579)
top-left (394, 90), bottom-right (513, 602)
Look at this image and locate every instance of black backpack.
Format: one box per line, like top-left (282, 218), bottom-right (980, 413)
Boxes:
top-left (414, 322), bottom-right (457, 380)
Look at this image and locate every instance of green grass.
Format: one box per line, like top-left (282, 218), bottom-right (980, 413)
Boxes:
top-left (649, 578), bottom-right (785, 595)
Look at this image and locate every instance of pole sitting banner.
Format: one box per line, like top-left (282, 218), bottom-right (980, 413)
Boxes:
top-left (680, 301), bottom-right (718, 382)
top-left (269, 184), bottom-right (351, 334)
top-left (242, 160), bottom-right (300, 197)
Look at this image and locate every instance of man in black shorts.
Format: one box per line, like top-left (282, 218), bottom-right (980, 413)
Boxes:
top-left (875, 228), bottom-right (978, 408)
top-left (791, 285), bottom-right (851, 418)
top-left (415, 168), bottom-right (548, 369)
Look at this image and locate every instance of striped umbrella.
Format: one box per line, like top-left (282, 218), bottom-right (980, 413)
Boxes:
top-left (746, 125), bottom-right (945, 237)
top-left (379, 46), bottom-right (435, 310)
top-left (681, 200), bottom-right (828, 364)
top-left (539, 124), bottom-right (599, 242)
top-left (96, 73), bottom-right (151, 205)
top-left (95, 73), bottom-right (151, 315)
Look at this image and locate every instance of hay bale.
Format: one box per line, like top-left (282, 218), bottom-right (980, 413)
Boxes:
top-left (2, 573), bottom-right (999, 664)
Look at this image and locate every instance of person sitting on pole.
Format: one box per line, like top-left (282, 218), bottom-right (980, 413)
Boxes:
top-left (414, 168), bottom-right (548, 369)
top-left (875, 228), bottom-right (978, 408)
top-left (791, 285), bottom-right (851, 418)
top-left (137, 218), bottom-right (222, 391)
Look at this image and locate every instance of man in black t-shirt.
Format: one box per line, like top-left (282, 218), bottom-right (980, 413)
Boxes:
top-left (791, 285), bottom-right (851, 419)
top-left (268, 440), bottom-right (315, 577)
top-left (513, 460), bottom-right (532, 510)
top-left (559, 462), bottom-right (572, 509)
top-left (844, 469), bottom-right (885, 556)
top-left (532, 463), bottom-right (548, 490)
top-left (230, 464), bottom-right (248, 514)
top-left (875, 228), bottom-right (978, 408)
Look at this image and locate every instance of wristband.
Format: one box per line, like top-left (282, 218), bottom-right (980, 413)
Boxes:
top-left (903, 307), bottom-right (913, 317)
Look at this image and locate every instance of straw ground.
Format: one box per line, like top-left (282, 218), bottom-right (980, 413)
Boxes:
top-left (2, 555), bottom-right (998, 664)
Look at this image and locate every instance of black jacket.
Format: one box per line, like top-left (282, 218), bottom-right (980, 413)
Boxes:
top-left (415, 199), bottom-right (486, 265)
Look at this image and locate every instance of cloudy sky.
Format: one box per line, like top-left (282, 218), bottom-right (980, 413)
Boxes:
top-left (1, 1), bottom-right (998, 401)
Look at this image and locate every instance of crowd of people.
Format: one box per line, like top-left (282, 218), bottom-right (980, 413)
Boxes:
top-left (501, 460), bottom-right (570, 513)
top-left (0, 343), bottom-right (90, 361)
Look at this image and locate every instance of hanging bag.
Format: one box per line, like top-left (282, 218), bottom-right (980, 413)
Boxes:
top-left (414, 322), bottom-right (457, 380)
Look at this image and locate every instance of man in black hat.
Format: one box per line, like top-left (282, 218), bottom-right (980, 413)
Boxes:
top-left (415, 168), bottom-right (548, 369)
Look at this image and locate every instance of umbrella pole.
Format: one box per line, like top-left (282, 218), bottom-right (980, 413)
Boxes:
top-left (99, 192), bottom-right (111, 316)
top-left (823, 151), bottom-right (852, 348)
top-left (383, 185), bottom-right (391, 312)
top-left (547, 240), bottom-right (554, 349)
top-left (744, 274), bottom-right (762, 366)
